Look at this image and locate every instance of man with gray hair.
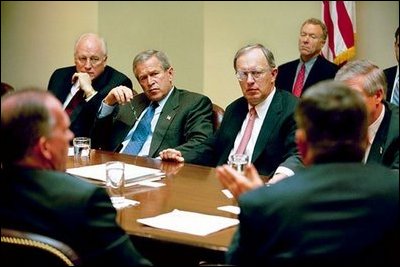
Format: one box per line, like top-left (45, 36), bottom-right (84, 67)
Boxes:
top-left (91, 49), bottom-right (214, 158)
top-left (48, 33), bottom-right (133, 138)
top-left (335, 59), bottom-right (399, 172)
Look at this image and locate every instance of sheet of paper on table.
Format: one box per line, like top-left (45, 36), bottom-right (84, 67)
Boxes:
top-left (66, 163), bottom-right (165, 185)
top-left (137, 209), bottom-right (239, 236)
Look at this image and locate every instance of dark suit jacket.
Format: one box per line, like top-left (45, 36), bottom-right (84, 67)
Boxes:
top-left (384, 65), bottom-right (397, 101)
top-left (275, 55), bottom-right (339, 96)
top-left (48, 65), bottom-right (132, 137)
top-left (367, 101), bottom-right (399, 171)
top-left (184, 89), bottom-right (302, 177)
top-left (227, 163), bottom-right (399, 267)
top-left (0, 166), bottom-right (152, 266)
top-left (91, 87), bottom-right (214, 157)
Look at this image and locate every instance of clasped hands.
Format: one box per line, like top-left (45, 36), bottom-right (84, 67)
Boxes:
top-left (72, 72), bottom-right (96, 99)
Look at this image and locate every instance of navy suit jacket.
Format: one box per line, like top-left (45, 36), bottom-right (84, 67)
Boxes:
top-left (184, 89), bottom-right (302, 177)
top-left (48, 65), bottom-right (132, 137)
top-left (227, 163), bottom-right (399, 267)
top-left (0, 166), bottom-right (152, 266)
top-left (367, 101), bottom-right (399, 171)
top-left (91, 87), bottom-right (214, 158)
top-left (275, 55), bottom-right (339, 96)
top-left (384, 65), bottom-right (397, 101)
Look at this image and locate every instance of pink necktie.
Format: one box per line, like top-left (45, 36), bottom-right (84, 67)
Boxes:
top-left (292, 63), bottom-right (306, 97)
top-left (236, 107), bottom-right (256, 154)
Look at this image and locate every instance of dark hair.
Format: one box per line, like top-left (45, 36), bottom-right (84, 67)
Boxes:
top-left (1, 89), bottom-right (54, 165)
top-left (295, 80), bottom-right (368, 163)
top-left (395, 27), bottom-right (399, 39)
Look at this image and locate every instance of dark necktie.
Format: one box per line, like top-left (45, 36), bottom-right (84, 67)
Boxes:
top-left (292, 63), bottom-right (306, 97)
top-left (65, 90), bottom-right (84, 117)
top-left (123, 102), bottom-right (158, 155)
top-left (236, 107), bottom-right (256, 155)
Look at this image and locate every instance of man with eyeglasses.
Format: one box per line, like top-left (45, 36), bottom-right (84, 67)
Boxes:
top-left (91, 49), bottom-right (214, 158)
top-left (275, 18), bottom-right (339, 97)
top-left (48, 33), bottom-right (133, 138)
top-left (160, 44), bottom-right (302, 178)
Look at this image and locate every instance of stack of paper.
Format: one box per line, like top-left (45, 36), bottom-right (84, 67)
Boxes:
top-left (66, 163), bottom-right (165, 185)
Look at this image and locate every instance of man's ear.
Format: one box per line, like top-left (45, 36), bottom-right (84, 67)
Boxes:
top-left (36, 136), bottom-right (52, 161)
top-left (295, 128), bottom-right (311, 165)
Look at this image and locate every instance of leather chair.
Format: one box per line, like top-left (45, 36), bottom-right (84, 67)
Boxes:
top-left (1, 82), bottom-right (14, 96)
top-left (212, 103), bottom-right (225, 131)
top-left (1, 228), bottom-right (81, 266)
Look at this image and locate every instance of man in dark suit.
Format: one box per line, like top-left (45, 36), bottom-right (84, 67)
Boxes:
top-left (91, 49), bottom-right (214, 158)
top-left (217, 81), bottom-right (399, 267)
top-left (48, 33), bottom-right (133, 138)
top-left (335, 59), bottom-right (399, 172)
top-left (384, 27), bottom-right (399, 105)
top-left (160, 44), bottom-right (301, 177)
top-left (275, 18), bottom-right (339, 97)
top-left (0, 89), bottom-right (152, 266)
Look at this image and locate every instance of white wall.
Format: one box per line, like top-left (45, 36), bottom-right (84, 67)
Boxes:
top-left (1, 1), bottom-right (398, 108)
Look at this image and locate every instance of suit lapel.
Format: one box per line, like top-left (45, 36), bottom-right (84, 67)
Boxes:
top-left (149, 89), bottom-right (180, 156)
top-left (252, 91), bottom-right (283, 161)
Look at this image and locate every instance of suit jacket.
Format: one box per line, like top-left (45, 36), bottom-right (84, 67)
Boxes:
top-left (367, 101), bottom-right (399, 171)
top-left (384, 65), bottom-right (397, 101)
top-left (0, 166), bottom-right (152, 266)
top-left (184, 89), bottom-right (302, 177)
top-left (227, 163), bottom-right (399, 267)
top-left (91, 87), bottom-right (214, 157)
top-left (275, 55), bottom-right (339, 96)
top-left (48, 65), bottom-right (133, 137)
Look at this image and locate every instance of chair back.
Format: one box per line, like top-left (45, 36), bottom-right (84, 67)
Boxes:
top-left (212, 103), bottom-right (225, 131)
top-left (1, 228), bottom-right (81, 266)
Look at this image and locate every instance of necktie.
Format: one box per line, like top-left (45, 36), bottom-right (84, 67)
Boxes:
top-left (123, 102), bottom-right (158, 155)
top-left (391, 77), bottom-right (399, 105)
top-left (65, 90), bottom-right (84, 117)
top-left (236, 107), bottom-right (256, 155)
top-left (292, 63), bottom-right (306, 97)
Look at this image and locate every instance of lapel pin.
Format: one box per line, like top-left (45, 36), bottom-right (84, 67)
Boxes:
top-left (166, 115), bottom-right (171, 120)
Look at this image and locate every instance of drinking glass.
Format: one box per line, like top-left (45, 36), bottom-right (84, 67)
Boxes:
top-left (228, 154), bottom-right (249, 174)
top-left (105, 161), bottom-right (125, 205)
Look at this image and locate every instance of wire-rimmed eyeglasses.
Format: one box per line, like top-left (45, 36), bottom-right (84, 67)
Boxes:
top-left (235, 69), bottom-right (269, 81)
top-left (75, 56), bottom-right (105, 66)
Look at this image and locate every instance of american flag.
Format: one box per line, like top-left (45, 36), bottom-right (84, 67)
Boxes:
top-left (322, 1), bottom-right (356, 66)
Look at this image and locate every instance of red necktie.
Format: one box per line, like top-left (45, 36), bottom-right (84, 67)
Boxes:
top-left (292, 63), bottom-right (306, 97)
top-left (65, 90), bottom-right (84, 117)
top-left (236, 107), bottom-right (256, 155)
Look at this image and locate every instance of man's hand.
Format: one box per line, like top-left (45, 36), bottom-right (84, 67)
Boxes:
top-left (103, 86), bottom-right (135, 106)
top-left (216, 164), bottom-right (264, 199)
top-left (72, 72), bottom-right (96, 98)
top-left (159, 148), bottom-right (185, 162)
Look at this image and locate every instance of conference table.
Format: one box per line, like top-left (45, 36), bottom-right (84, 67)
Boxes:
top-left (67, 149), bottom-right (239, 265)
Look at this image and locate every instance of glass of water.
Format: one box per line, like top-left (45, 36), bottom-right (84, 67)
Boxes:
top-left (228, 154), bottom-right (249, 174)
top-left (73, 137), bottom-right (91, 158)
top-left (105, 161), bottom-right (125, 206)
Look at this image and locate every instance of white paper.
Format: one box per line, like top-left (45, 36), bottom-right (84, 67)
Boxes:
top-left (222, 189), bottom-right (234, 199)
top-left (66, 163), bottom-right (165, 185)
top-left (218, 205), bottom-right (240, 215)
top-left (112, 198), bottom-right (140, 209)
top-left (137, 209), bottom-right (239, 236)
top-left (136, 180), bottom-right (165, 187)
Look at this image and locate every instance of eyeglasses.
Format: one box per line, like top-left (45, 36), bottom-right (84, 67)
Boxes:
top-left (236, 69), bottom-right (269, 81)
top-left (75, 56), bottom-right (104, 66)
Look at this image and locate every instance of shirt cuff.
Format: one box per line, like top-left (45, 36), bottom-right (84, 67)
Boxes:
top-left (274, 166), bottom-right (295, 177)
top-left (97, 100), bottom-right (115, 118)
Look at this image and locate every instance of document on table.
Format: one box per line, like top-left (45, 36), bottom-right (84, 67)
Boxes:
top-left (137, 209), bottom-right (239, 236)
top-left (66, 163), bottom-right (165, 185)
